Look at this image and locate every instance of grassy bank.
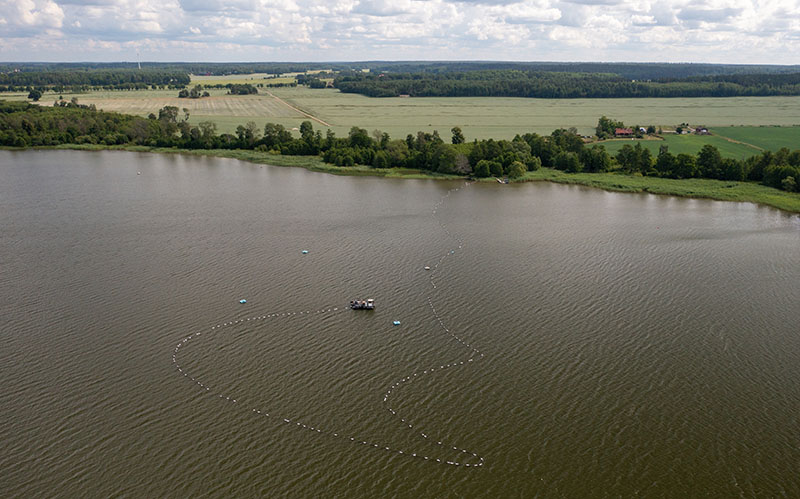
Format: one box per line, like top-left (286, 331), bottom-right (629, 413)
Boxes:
top-left (514, 168), bottom-right (800, 213)
top-left (8, 144), bottom-right (799, 213)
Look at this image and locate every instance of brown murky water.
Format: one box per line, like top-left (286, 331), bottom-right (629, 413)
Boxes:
top-left (2, 150), bottom-right (799, 497)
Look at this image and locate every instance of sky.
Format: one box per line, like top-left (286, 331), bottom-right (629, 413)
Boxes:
top-left (1, 0), bottom-right (799, 64)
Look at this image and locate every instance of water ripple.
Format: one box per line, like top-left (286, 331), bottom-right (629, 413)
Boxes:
top-left (172, 182), bottom-right (487, 468)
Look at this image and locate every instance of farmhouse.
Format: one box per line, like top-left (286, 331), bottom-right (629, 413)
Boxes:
top-left (615, 127), bottom-right (634, 137)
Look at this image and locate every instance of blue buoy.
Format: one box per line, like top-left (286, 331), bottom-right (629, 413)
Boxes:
top-left (239, 299), bottom-right (247, 304)
top-left (393, 320), bottom-right (401, 326)
top-left (302, 250), bottom-right (309, 254)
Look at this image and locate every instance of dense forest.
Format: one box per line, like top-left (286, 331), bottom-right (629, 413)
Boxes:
top-left (4, 61), bottom-right (800, 80)
top-left (333, 70), bottom-right (800, 98)
top-left (0, 63), bottom-right (319, 77)
top-left (1, 101), bottom-right (798, 192)
top-left (3, 62), bottom-right (800, 98)
top-left (0, 69), bottom-right (190, 91)
top-left (347, 62), bottom-right (800, 80)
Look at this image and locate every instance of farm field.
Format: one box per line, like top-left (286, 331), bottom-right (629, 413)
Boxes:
top-left (190, 73), bottom-right (297, 86)
top-left (269, 87), bottom-right (800, 139)
top-left (711, 126), bottom-right (800, 151)
top-left (1, 88), bottom-right (308, 132)
top-left (599, 134), bottom-right (762, 159)
top-left (3, 87), bottom-right (800, 152)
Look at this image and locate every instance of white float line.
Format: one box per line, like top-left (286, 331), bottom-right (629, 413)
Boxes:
top-left (377, 180), bottom-right (487, 466)
top-left (174, 182), bottom-right (485, 468)
top-left (173, 302), bottom-right (483, 468)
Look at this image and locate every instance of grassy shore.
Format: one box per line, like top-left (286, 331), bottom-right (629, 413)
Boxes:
top-left (513, 168), bottom-right (800, 213)
top-left (11, 144), bottom-right (800, 213)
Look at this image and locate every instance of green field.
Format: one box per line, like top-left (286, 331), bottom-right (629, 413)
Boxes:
top-left (4, 87), bottom-right (800, 156)
top-left (711, 126), bottom-right (800, 151)
top-left (269, 87), bottom-right (800, 140)
top-left (598, 134), bottom-right (762, 159)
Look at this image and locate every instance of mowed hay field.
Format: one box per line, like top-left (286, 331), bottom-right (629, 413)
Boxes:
top-left (189, 70), bottom-right (331, 86)
top-left (269, 87), bottom-right (800, 140)
top-left (14, 88), bottom-right (309, 132)
top-left (5, 86), bottom-right (800, 144)
top-left (190, 73), bottom-right (297, 86)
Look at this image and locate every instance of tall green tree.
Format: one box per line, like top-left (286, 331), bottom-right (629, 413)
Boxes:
top-left (451, 126), bottom-right (465, 144)
top-left (580, 145), bottom-right (612, 172)
top-left (674, 153), bottom-right (698, 179)
top-left (554, 151), bottom-right (581, 172)
top-left (507, 161), bottom-right (526, 178)
top-left (697, 144), bottom-right (723, 179)
top-left (655, 149), bottom-right (676, 177)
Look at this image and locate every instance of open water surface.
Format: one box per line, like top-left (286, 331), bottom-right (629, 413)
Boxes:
top-left (2, 150), bottom-right (799, 497)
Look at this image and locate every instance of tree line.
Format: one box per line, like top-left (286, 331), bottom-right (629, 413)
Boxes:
top-left (1, 100), bottom-right (798, 193)
top-left (0, 69), bottom-right (190, 89)
top-left (6, 62), bottom-right (800, 81)
top-left (177, 83), bottom-right (259, 98)
top-left (333, 70), bottom-right (800, 98)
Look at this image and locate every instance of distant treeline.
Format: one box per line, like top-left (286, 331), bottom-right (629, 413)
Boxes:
top-left (1, 100), bottom-right (798, 192)
top-left (334, 70), bottom-right (800, 98)
top-left (0, 83), bottom-right (188, 93)
top-left (0, 69), bottom-right (190, 90)
top-left (4, 61), bottom-right (800, 81)
top-left (347, 62), bottom-right (800, 81)
top-left (0, 63), bottom-right (318, 77)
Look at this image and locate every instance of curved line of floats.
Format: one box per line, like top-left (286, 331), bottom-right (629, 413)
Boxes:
top-left (172, 181), bottom-right (486, 468)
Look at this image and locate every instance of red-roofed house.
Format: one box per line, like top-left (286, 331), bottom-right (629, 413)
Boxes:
top-left (615, 128), bottom-right (634, 137)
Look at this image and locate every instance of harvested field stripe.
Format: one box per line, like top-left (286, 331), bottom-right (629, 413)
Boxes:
top-left (713, 134), bottom-right (764, 151)
top-left (265, 90), bottom-right (332, 127)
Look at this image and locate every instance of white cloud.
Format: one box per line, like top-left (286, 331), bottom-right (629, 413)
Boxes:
top-left (0, 0), bottom-right (64, 32)
top-left (0, 0), bottom-right (797, 62)
top-left (468, 16), bottom-right (531, 43)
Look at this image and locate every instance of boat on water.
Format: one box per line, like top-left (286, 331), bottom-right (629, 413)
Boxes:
top-left (350, 299), bottom-right (375, 310)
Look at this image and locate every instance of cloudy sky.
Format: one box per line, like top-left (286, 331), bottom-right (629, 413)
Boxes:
top-left (1, 0), bottom-right (799, 63)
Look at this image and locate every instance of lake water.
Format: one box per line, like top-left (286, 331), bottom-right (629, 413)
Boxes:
top-left (2, 150), bottom-right (799, 497)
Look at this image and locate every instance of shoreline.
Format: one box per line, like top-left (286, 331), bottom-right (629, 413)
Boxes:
top-left (5, 144), bottom-right (800, 214)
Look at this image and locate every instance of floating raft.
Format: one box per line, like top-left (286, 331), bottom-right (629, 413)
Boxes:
top-left (351, 299), bottom-right (375, 310)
